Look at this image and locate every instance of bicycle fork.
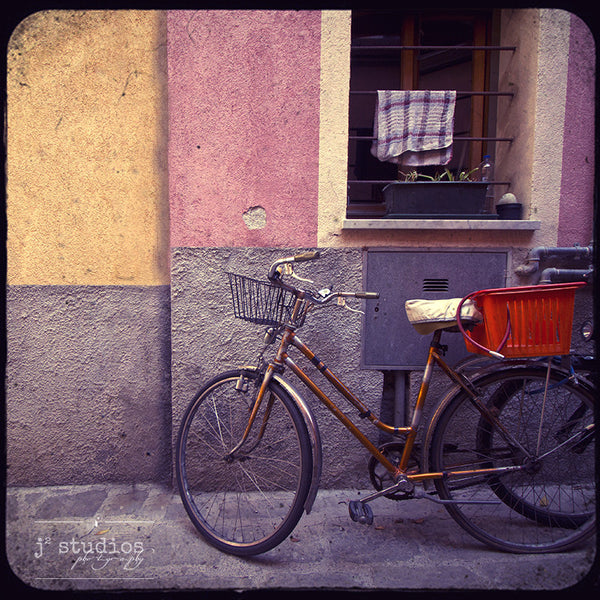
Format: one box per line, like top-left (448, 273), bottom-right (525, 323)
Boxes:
top-left (225, 366), bottom-right (278, 460)
top-left (225, 324), bottom-right (312, 460)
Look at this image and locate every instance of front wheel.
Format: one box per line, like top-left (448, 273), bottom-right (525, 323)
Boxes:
top-left (430, 366), bottom-right (595, 553)
top-left (176, 369), bottom-right (313, 556)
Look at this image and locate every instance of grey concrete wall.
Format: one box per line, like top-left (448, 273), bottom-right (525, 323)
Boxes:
top-left (7, 253), bottom-right (591, 489)
top-left (170, 247), bottom-right (384, 488)
top-left (6, 286), bottom-right (172, 485)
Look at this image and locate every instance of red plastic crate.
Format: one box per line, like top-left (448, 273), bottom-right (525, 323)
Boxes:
top-left (463, 282), bottom-right (586, 358)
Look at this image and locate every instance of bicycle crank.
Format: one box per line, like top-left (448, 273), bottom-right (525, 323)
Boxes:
top-left (368, 442), bottom-right (420, 500)
top-left (348, 477), bottom-right (414, 525)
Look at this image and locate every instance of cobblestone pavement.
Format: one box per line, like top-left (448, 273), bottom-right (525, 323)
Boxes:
top-left (5, 483), bottom-right (598, 593)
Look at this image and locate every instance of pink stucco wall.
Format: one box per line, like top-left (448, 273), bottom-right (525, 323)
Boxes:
top-left (167, 10), bottom-right (321, 248)
top-left (558, 13), bottom-right (595, 246)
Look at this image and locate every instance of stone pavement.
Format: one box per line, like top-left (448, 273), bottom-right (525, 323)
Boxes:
top-left (5, 483), bottom-right (598, 593)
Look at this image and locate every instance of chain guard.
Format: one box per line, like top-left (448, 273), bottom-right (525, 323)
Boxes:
top-left (368, 442), bottom-right (420, 500)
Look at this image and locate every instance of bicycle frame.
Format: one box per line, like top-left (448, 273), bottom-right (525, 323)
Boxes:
top-left (231, 297), bottom-right (527, 493)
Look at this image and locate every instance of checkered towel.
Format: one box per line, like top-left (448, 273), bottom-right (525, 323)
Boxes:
top-left (371, 90), bottom-right (456, 166)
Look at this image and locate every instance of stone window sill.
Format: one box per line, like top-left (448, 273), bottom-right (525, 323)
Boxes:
top-left (342, 219), bottom-right (541, 231)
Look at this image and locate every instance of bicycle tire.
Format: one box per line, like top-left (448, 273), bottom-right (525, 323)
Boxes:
top-left (430, 365), bottom-right (595, 553)
top-left (176, 369), bottom-right (313, 556)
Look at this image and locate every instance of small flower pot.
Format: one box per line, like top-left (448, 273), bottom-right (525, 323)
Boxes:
top-left (496, 203), bottom-right (522, 220)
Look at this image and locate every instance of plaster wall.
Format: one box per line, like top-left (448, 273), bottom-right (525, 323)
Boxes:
top-left (529, 9), bottom-right (571, 247)
top-left (167, 10), bottom-right (321, 248)
top-left (496, 9), bottom-right (540, 228)
top-left (6, 286), bottom-right (172, 485)
top-left (7, 10), bottom-right (169, 286)
top-left (318, 10), bottom-right (352, 247)
top-left (558, 12), bottom-right (596, 247)
top-left (6, 11), bottom-right (172, 485)
top-left (494, 9), bottom-right (594, 250)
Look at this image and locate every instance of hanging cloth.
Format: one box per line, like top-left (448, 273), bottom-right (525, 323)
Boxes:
top-left (371, 90), bottom-right (456, 166)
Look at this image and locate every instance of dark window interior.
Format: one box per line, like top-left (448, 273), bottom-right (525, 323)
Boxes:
top-left (347, 10), bottom-right (509, 218)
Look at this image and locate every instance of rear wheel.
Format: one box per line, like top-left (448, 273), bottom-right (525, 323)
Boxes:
top-left (176, 369), bottom-right (313, 556)
top-left (430, 366), bottom-right (595, 553)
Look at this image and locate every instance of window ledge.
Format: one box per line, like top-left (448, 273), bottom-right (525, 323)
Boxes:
top-left (342, 219), bottom-right (541, 231)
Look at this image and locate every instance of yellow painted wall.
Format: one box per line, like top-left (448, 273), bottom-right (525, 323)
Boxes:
top-left (529, 9), bottom-right (571, 247)
top-left (497, 9), bottom-right (574, 249)
top-left (7, 10), bottom-right (169, 286)
top-left (496, 9), bottom-right (540, 227)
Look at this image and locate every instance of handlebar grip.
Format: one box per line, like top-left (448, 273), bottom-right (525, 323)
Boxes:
top-left (355, 292), bottom-right (380, 299)
top-left (293, 251), bottom-right (321, 262)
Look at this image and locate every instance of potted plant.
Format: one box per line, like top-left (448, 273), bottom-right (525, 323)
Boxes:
top-left (495, 192), bottom-right (523, 220)
top-left (383, 167), bottom-right (492, 219)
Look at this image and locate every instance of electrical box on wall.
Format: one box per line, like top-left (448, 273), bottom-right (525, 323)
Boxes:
top-left (361, 249), bottom-right (508, 369)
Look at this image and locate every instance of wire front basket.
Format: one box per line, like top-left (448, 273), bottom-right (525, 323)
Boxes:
top-left (227, 272), bottom-right (297, 327)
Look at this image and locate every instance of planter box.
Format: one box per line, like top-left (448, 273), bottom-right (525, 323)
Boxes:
top-left (383, 182), bottom-right (493, 219)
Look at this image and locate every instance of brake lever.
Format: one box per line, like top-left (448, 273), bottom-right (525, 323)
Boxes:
top-left (337, 296), bottom-right (364, 314)
top-left (290, 270), bottom-right (314, 284)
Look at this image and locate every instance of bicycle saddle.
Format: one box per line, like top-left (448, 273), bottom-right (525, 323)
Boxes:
top-left (405, 298), bottom-right (482, 335)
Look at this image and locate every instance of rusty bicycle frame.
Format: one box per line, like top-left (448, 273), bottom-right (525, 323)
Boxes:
top-left (227, 292), bottom-right (526, 496)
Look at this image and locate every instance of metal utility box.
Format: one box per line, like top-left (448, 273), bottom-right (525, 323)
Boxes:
top-left (361, 249), bottom-right (508, 369)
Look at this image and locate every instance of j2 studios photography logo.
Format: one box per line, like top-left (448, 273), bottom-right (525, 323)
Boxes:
top-left (34, 520), bottom-right (155, 573)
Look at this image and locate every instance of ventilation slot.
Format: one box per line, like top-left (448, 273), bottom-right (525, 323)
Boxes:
top-left (423, 278), bottom-right (449, 293)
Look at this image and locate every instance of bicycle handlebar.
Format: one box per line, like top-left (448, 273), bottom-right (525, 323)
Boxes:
top-left (267, 252), bottom-right (379, 305)
top-left (293, 251), bottom-right (321, 263)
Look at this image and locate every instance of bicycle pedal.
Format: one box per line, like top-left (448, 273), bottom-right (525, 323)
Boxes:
top-left (348, 500), bottom-right (374, 525)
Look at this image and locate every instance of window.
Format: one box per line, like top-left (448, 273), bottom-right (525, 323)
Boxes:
top-left (347, 10), bottom-right (514, 219)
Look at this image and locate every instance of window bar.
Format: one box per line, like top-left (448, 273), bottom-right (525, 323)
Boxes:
top-left (351, 45), bottom-right (516, 51)
top-left (350, 91), bottom-right (513, 96)
top-left (347, 180), bottom-right (511, 184)
top-left (349, 136), bottom-right (513, 141)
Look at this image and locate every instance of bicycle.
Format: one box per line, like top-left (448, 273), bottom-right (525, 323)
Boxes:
top-left (175, 252), bottom-right (596, 556)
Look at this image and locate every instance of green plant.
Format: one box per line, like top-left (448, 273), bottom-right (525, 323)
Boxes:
top-left (456, 167), bottom-right (480, 181)
top-left (399, 166), bottom-right (480, 182)
top-left (399, 169), bottom-right (419, 182)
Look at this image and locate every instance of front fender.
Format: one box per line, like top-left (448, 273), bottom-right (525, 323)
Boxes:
top-left (272, 373), bottom-right (323, 515)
